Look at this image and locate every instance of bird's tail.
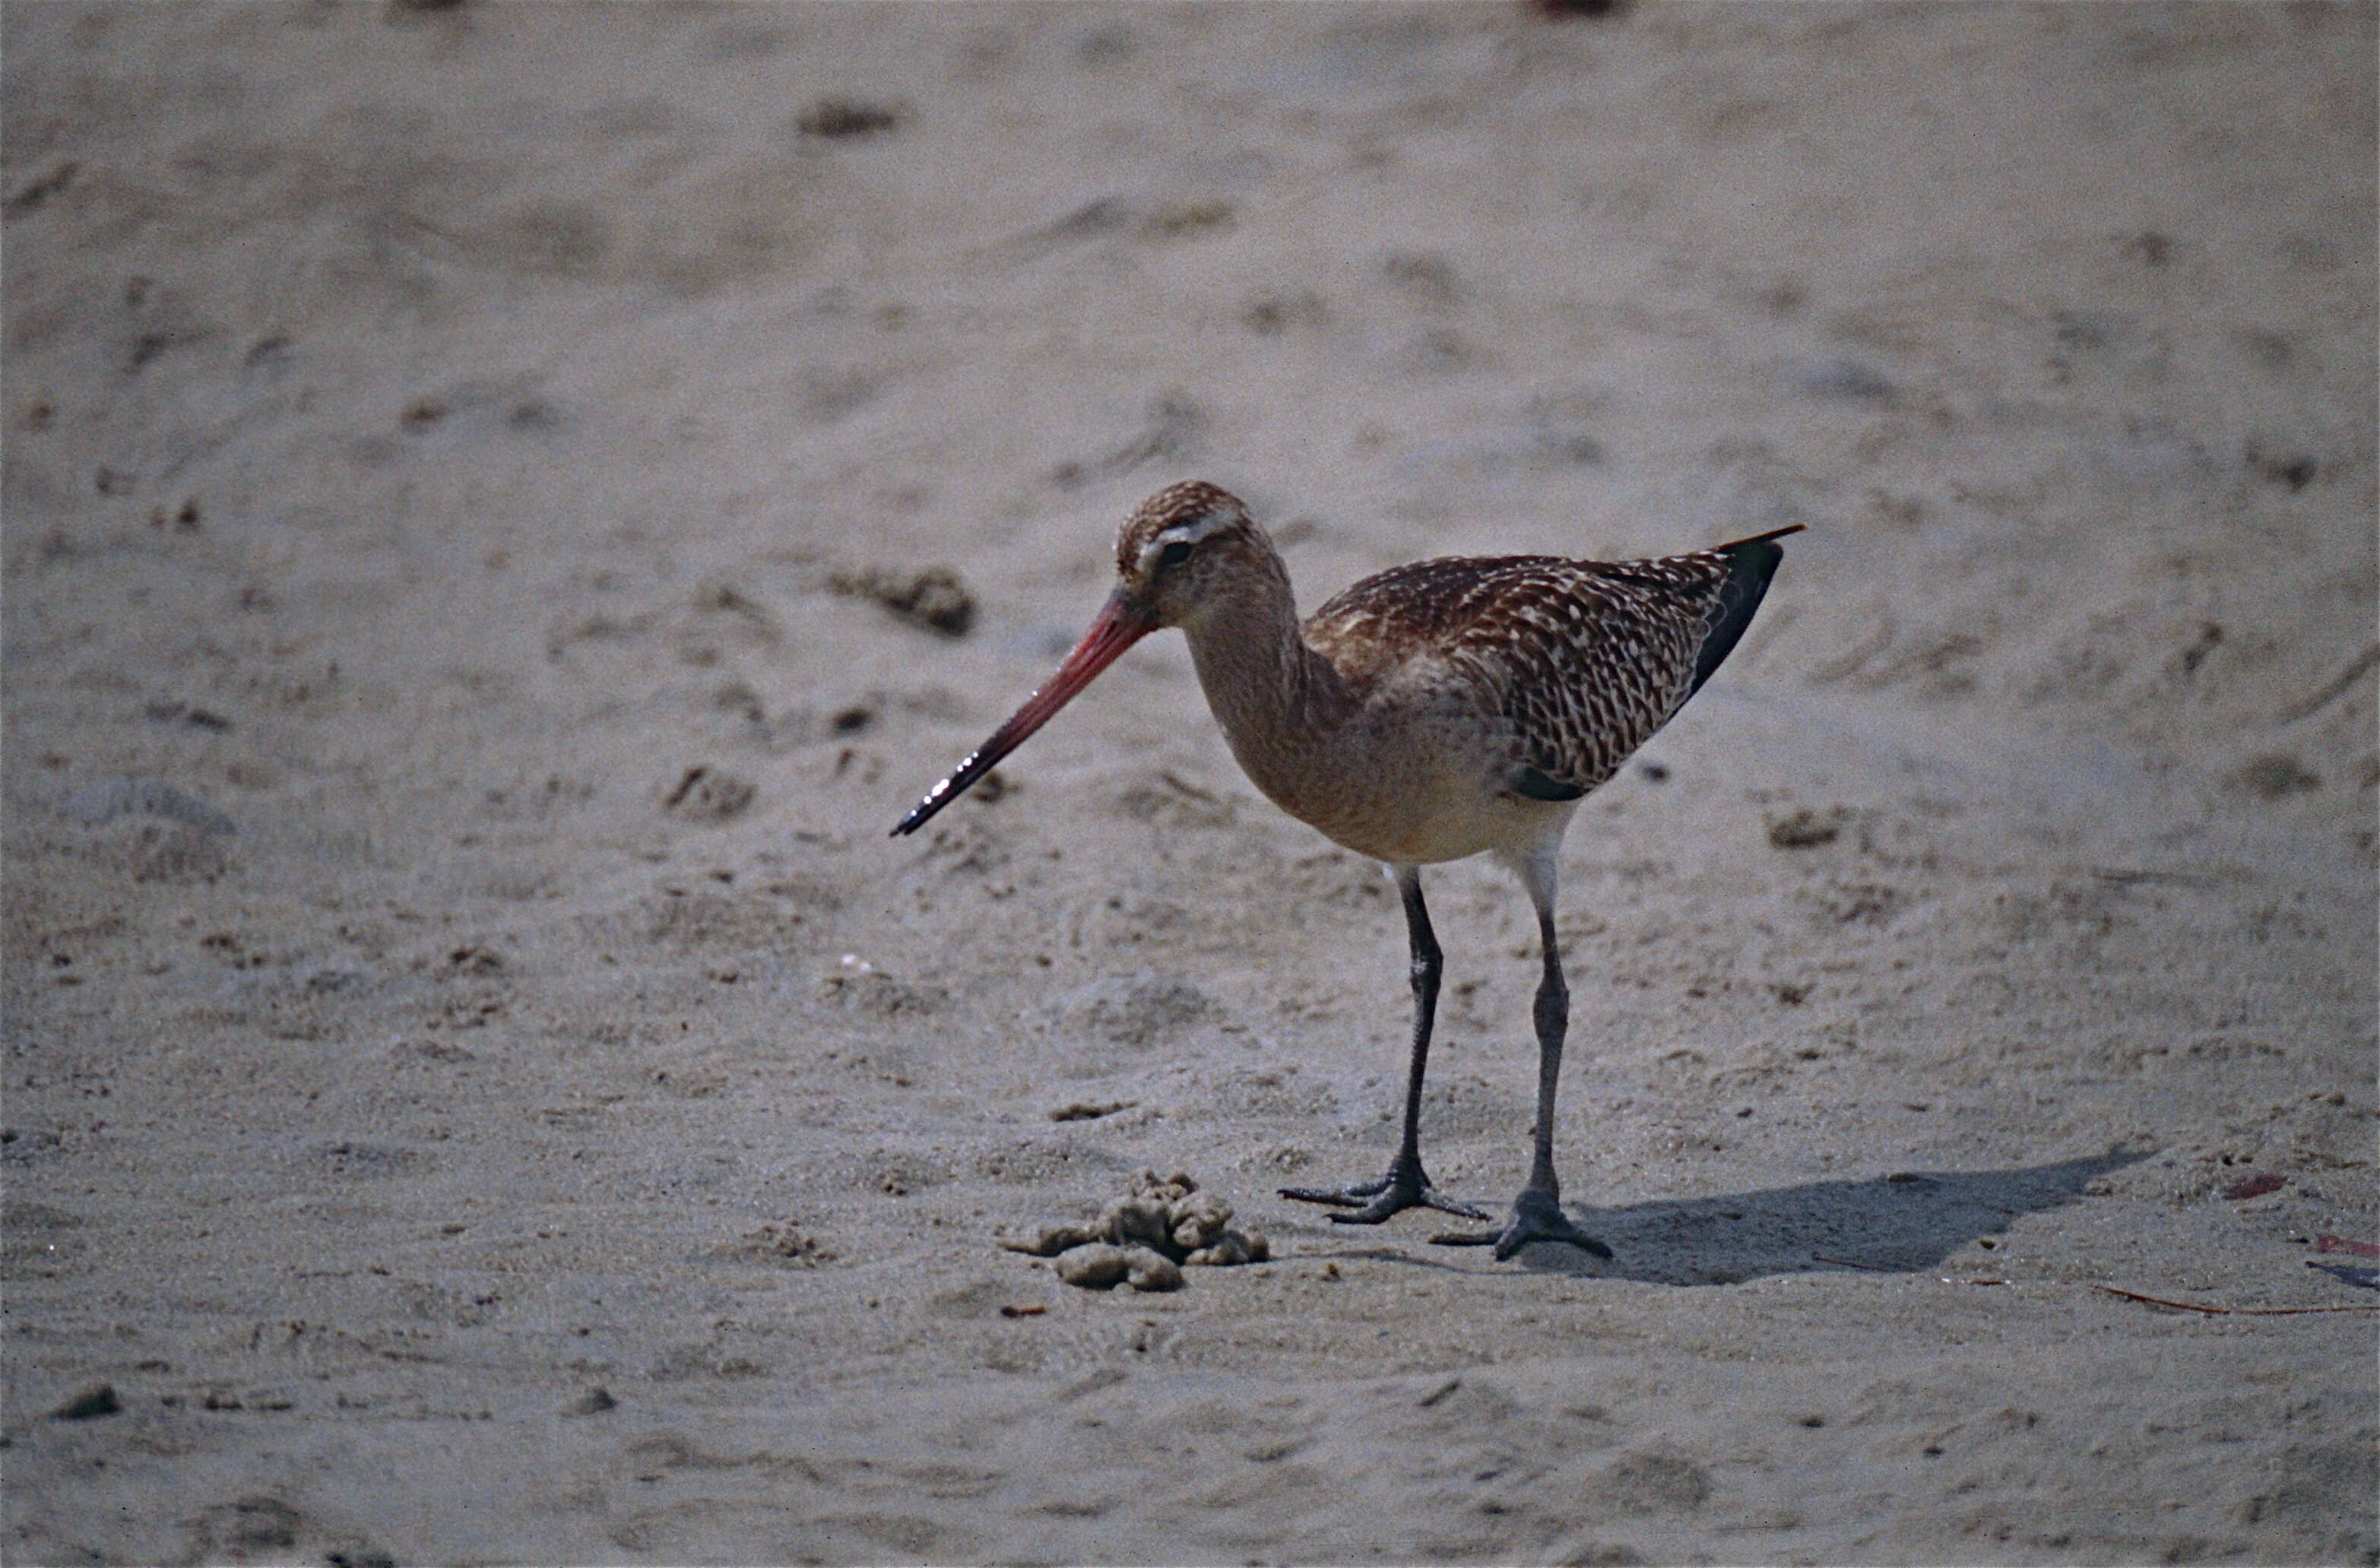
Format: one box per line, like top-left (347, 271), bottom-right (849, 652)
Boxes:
top-left (1687, 524), bottom-right (1803, 696)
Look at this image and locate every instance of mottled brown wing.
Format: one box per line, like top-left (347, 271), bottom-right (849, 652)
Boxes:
top-left (1308, 540), bottom-right (1786, 799)
top-left (1453, 553), bottom-right (1740, 798)
top-left (1305, 554), bottom-right (1574, 683)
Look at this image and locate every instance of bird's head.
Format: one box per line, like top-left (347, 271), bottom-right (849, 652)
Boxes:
top-left (1112, 480), bottom-right (1269, 632)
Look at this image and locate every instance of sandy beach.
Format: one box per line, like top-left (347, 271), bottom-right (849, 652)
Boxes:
top-left (5, 3), bottom-right (2375, 1562)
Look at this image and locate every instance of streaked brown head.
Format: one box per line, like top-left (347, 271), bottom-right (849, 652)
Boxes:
top-left (1111, 480), bottom-right (1278, 631)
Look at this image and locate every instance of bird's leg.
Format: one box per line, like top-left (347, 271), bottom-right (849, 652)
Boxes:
top-left (1436, 860), bottom-right (1611, 1260)
top-left (1500, 904), bottom-right (1611, 1258)
top-left (1281, 866), bottom-right (1487, 1224)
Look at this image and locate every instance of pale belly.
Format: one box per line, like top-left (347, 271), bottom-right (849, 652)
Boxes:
top-left (1237, 733), bottom-right (1580, 866)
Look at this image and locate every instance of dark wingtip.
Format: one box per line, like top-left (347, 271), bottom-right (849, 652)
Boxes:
top-left (1688, 526), bottom-right (1798, 696)
top-left (1719, 521), bottom-right (1807, 549)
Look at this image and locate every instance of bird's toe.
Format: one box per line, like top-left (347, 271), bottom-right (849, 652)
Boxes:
top-left (1280, 1159), bottom-right (1481, 1224)
top-left (1434, 1187), bottom-right (1610, 1260)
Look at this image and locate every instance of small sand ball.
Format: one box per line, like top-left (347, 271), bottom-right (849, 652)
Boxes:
top-left (1054, 1244), bottom-right (1133, 1288)
top-left (1170, 1191), bottom-right (1235, 1252)
top-left (997, 1222), bottom-right (1101, 1257)
top-left (1124, 1249), bottom-right (1184, 1292)
top-left (1127, 1168), bottom-right (1198, 1205)
top-left (1187, 1228), bottom-right (1269, 1267)
top-left (1055, 1243), bottom-right (1183, 1292)
top-left (1101, 1195), bottom-right (1177, 1253)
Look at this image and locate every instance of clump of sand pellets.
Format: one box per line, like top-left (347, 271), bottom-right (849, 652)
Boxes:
top-left (998, 1170), bottom-right (1270, 1292)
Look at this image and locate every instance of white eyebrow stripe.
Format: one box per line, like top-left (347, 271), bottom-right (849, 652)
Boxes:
top-left (1155, 511), bottom-right (1239, 547)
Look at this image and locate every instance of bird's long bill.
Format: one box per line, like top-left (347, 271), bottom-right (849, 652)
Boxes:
top-left (890, 591), bottom-right (1153, 837)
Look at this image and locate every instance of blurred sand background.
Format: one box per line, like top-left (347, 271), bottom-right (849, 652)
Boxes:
top-left (3, 2), bottom-right (2375, 1563)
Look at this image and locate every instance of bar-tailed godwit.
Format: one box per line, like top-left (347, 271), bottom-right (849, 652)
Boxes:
top-left (895, 481), bottom-right (1800, 1259)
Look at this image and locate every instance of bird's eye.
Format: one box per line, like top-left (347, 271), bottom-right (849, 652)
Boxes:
top-left (1158, 540), bottom-right (1193, 569)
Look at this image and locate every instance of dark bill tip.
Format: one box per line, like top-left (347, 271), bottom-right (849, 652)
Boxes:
top-left (889, 590), bottom-right (1152, 838)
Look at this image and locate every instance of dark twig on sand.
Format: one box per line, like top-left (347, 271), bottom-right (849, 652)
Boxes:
top-left (2274, 641), bottom-right (2380, 724)
top-left (2093, 1285), bottom-right (2380, 1317)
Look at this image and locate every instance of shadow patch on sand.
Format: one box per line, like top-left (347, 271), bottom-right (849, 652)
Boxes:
top-left (1517, 1150), bottom-right (2148, 1282)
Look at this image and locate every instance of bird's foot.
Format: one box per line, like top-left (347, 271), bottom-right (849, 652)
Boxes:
top-left (1279, 1157), bottom-right (1488, 1225)
top-left (1431, 1186), bottom-right (1611, 1261)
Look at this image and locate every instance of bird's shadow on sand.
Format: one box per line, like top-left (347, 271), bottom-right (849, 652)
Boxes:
top-left (1329, 1150), bottom-right (2147, 1284)
top-left (1534, 1150), bottom-right (2148, 1283)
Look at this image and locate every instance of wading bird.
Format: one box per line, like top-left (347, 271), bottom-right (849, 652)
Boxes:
top-left (894, 482), bottom-right (1798, 1259)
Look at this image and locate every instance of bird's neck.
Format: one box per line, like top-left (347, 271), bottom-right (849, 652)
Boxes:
top-left (1178, 561), bottom-right (1347, 807)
